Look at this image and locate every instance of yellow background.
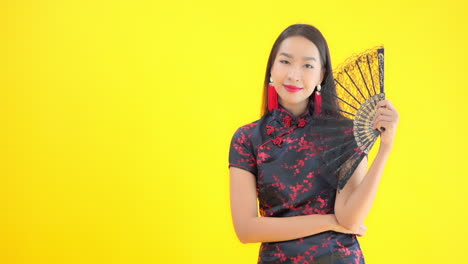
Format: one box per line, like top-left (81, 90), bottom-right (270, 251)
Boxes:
top-left (2, 0), bottom-right (467, 263)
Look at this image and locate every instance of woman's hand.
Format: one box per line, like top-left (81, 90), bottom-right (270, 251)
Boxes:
top-left (333, 223), bottom-right (367, 237)
top-left (329, 214), bottom-right (367, 236)
top-left (372, 99), bottom-right (399, 152)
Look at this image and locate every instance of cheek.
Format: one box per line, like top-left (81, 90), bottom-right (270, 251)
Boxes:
top-left (271, 63), bottom-right (287, 78)
top-left (307, 69), bottom-right (319, 77)
top-left (305, 70), bottom-right (322, 82)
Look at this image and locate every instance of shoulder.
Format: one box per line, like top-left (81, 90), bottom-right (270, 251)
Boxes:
top-left (231, 112), bottom-right (273, 144)
top-left (231, 120), bottom-right (260, 142)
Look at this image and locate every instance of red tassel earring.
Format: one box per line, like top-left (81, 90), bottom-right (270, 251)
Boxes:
top-left (268, 77), bottom-right (278, 111)
top-left (314, 84), bottom-right (322, 116)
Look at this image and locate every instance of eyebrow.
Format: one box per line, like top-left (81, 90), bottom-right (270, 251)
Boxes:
top-left (279, 52), bottom-right (317, 61)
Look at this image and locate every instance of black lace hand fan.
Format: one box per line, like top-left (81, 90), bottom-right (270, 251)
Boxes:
top-left (312, 46), bottom-right (385, 192)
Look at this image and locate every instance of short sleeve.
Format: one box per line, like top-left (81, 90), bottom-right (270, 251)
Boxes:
top-left (228, 127), bottom-right (258, 176)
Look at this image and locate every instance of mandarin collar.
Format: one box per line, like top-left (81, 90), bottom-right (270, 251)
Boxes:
top-left (271, 99), bottom-right (314, 129)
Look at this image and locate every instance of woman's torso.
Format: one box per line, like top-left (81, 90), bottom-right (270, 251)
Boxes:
top-left (229, 101), bottom-right (365, 263)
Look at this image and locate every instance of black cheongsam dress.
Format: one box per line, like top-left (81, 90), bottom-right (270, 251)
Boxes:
top-left (228, 100), bottom-right (366, 264)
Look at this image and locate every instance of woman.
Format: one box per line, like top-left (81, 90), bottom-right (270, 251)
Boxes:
top-left (228, 24), bottom-right (398, 263)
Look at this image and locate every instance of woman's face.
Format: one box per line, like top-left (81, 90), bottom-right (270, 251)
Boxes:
top-left (270, 36), bottom-right (324, 107)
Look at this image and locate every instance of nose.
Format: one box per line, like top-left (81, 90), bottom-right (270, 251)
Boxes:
top-left (287, 67), bottom-right (301, 82)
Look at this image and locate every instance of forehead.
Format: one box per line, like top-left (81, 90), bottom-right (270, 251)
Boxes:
top-left (277, 36), bottom-right (320, 57)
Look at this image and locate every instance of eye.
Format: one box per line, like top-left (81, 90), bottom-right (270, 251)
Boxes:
top-left (280, 60), bottom-right (290, 64)
top-left (305, 64), bottom-right (314, 69)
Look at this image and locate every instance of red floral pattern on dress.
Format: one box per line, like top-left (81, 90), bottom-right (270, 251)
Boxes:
top-left (273, 136), bottom-right (283, 147)
top-left (228, 100), bottom-right (365, 264)
top-left (266, 125), bottom-right (275, 135)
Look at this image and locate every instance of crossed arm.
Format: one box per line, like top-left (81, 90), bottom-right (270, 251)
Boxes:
top-left (229, 145), bottom-right (391, 243)
top-left (334, 99), bottom-right (398, 231)
top-left (334, 147), bottom-right (391, 232)
top-left (229, 166), bottom-right (341, 243)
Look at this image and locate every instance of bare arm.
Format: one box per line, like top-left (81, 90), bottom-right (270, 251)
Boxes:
top-left (334, 148), bottom-right (390, 231)
top-left (230, 166), bottom-right (345, 244)
top-left (334, 99), bottom-right (398, 231)
top-left (243, 214), bottom-right (338, 244)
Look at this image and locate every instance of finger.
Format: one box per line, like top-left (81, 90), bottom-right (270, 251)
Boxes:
top-left (375, 99), bottom-right (388, 108)
top-left (374, 120), bottom-right (394, 132)
top-left (385, 100), bottom-right (395, 111)
top-left (372, 110), bottom-right (393, 123)
top-left (374, 113), bottom-right (399, 129)
top-left (372, 116), bottom-right (394, 128)
top-left (376, 99), bottom-right (394, 111)
top-left (373, 115), bottom-right (394, 124)
top-left (375, 120), bottom-right (390, 130)
top-left (375, 108), bottom-right (394, 117)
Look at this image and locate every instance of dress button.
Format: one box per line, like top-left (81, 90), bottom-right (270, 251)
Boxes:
top-left (283, 116), bottom-right (292, 128)
top-left (298, 119), bottom-right (307, 127)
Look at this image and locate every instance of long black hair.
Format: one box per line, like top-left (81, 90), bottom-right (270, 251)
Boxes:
top-left (261, 24), bottom-right (341, 118)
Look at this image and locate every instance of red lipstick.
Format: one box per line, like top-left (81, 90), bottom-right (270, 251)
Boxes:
top-left (283, 85), bottom-right (303, 93)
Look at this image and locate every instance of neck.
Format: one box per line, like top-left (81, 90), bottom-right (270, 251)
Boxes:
top-left (279, 98), bottom-right (309, 117)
